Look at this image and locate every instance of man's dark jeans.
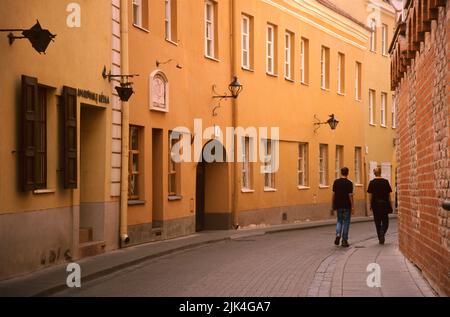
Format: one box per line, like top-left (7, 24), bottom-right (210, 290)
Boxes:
top-left (373, 210), bottom-right (389, 239)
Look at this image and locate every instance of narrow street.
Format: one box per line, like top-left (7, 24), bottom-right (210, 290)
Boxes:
top-left (50, 219), bottom-right (433, 297)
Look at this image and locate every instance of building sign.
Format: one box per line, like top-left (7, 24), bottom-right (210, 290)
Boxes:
top-left (77, 89), bottom-right (110, 105)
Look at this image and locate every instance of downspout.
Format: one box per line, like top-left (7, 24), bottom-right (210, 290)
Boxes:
top-left (230, 0), bottom-right (239, 229)
top-left (120, 0), bottom-right (130, 244)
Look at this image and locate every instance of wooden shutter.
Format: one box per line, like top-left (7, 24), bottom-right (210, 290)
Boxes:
top-left (62, 86), bottom-right (78, 189)
top-left (20, 75), bottom-right (38, 191)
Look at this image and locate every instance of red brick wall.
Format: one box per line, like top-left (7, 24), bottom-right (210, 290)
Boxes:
top-left (396, 2), bottom-right (450, 296)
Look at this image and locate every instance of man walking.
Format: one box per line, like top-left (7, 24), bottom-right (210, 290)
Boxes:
top-left (332, 167), bottom-right (354, 247)
top-left (367, 167), bottom-right (393, 245)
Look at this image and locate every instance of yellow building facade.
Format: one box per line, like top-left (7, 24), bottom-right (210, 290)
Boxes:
top-left (327, 0), bottom-right (398, 210)
top-left (124, 0), bottom-right (396, 245)
top-left (0, 0), bottom-right (119, 279)
top-left (0, 0), bottom-right (396, 279)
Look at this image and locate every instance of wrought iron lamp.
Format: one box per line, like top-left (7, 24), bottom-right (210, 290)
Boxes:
top-left (102, 66), bottom-right (139, 102)
top-left (0, 20), bottom-right (56, 54)
top-left (314, 114), bottom-right (339, 133)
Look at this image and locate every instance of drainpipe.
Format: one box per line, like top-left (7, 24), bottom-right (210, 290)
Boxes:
top-left (230, 0), bottom-right (239, 229)
top-left (119, 0), bottom-right (130, 244)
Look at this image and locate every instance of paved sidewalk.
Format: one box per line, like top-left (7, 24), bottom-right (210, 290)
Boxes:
top-left (308, 232), bottom-right (437, 297)
top-left (1, 214), bottom-right (432, 297)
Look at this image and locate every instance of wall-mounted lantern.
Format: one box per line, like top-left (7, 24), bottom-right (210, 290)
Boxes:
top-left (213, 76), bottom-right (243, 100)
top-left (0, 20), bottom-right (56, 54)
top-left (443, 201), bottom-right (450, 211)
top-left (102, 66), bottom-right (139, 102)
top-left (211, 76), bottom-right (243, 116)
top-left (314, 114), bottom-right (339, 133)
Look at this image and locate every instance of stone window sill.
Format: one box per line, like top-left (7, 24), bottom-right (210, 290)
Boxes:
top-left (33, 189), bottom-right (56, 195)
top-left (133, 24), bottom-right (150, 33)
top-left (128, 200), bottom-right (145, 206)
top-left (168, 195), bottom-right (183, 201)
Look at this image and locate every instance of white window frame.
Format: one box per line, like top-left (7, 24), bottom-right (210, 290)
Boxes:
top-left (205, 1), bottom-right (215, 58)
top-left (381, 162), bottom-right (392, 185)
top-left (354, 147), bottom-right (362, 185)
top-left (285, 32), bottom-right (292, 80)
top-left (298, 143), bottom-right (308, 187)
top-left (319, 144), bottom-right (328, 187)
top-left (335, 145), bottom-right (343, 180)
top-left (381, 92), bottom-right (387, 127)
top-left (300, 38), bottom-right (306, 83)
top-left (263, 139), bottom-right (276, 190)
top-left (266, 24), bottom-right (275, 75)
top-left (321, 46), bottom-right (328, 89)
top-left (165, 0), bottom-right (172, 41)
top-left (241, 15), bottom-right (250, 69)
top-left (241, 137), bottom-right (252, 190)
top-left (370, 19), bottom-right (376, 52)
top-left (382, 24), bottom-right (388, 56)
top-left (392, 95), bottom-right (397, 128)
top-left (133, 0), bottom-right (142, 27)
top-left (369, 89), bottom-right (375, 125)
top-left (337, 53), bottom-right (345, 94)
top-left (355, 62), bottom-right (361, 101)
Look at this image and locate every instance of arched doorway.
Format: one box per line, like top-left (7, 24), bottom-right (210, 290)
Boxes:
top-left (195, 140), bottom-right (231, 231)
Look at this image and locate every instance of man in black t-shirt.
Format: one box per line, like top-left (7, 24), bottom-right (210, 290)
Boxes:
top-left (332, 167), bottom-right (354, 247)
top-left (367, 167), bottom-right (393, 245)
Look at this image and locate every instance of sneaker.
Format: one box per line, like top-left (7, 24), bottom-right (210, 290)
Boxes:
top-left (341, 240), bottom-right (349, 248)
top-left (379, 235), bottom-right (385, 245)
top-left (334, 236), bottom-right (341, 246)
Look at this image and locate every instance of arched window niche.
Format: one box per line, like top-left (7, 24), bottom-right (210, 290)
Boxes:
top-left (150, 70), bottom-right (169, 112)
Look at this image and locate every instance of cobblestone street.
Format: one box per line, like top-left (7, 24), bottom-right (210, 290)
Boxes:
top-left (45, 219), bottom-right (435, 297)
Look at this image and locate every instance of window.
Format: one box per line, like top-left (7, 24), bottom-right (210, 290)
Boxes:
top-left (205, 1), bottom-right (217, 58)
top-left (132, 0), bottom-right (148, 29)
top-left (335, 145), bottom-right (344, 180)
top-left (369, 89), bottom-right (375, 125)
top-left (165, 0), bottom-right (177, 42)
top-left (298, 143), bottom-right (308, 187)
top-left (20, 76), bottom-right (78, 191)
top-left (132, 0), bottom-right (142, 27)
top-left (129, 126), bottom-right (141, 200)
top-left (337, 53), bottom-right (345, 94)
top-left (381, 92), bottom-right (387, 127)
top-left (381, 24), bottom-right (388, 55)
top-left (321, 46), bottom-right (330, 89)
top-left (354, 147), bottom-right (362, 185)
top-left (355, 62), bottom-right (362, 101)
top-left (392, 95), bottom-right (397, 128)
top-left (241, 137), bottom-right (253, 190)
top-left (241, 15), bottom-right (253, 69)
top-left (319, 144), bottom-right (328, 186)
top-left (285, 31), bottom-right (294, 80)
top-left (263, 139), bottom-right (276, 190)
top-left (266, 24), bottom-right (276, 75)
top-left (168, 131), bottom-right (181, 196)
top-left (370, 19), bottom-right (376, 52)
top-left (300, 38), bottom-right (309, 84)
top-left (150, 71), bottom-right (169, 112)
